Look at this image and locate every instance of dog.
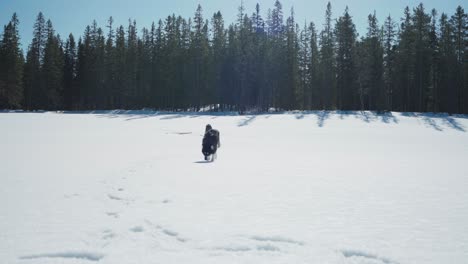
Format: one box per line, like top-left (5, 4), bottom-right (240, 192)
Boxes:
top-left (202, 124), bottom-right (221, 161)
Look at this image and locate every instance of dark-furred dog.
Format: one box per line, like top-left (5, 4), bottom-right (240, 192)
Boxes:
top-left (202, 124), bottom-right (221, 161)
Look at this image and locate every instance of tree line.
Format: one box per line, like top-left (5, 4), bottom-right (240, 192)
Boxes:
top-left (0, 1), bottom-right (467, 113)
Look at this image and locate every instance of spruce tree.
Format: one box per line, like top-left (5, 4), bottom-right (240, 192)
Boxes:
top-left (319, 2), bottom-right (335, 109)
top-left (42, 19), bottom-right (64, 109)
top-left (0, 13), bottom-right (24, 109)
top-left (63, 33), bottom-right (76, 110)
top-left (412, 3), bottom-right (431, 112)
top-left (439, 13), bottom-right (459, 113)
top-left (24, 12), bottom-right (47, 109)
top-left (211, 11), bottom-right (226, 110)
top-left (428, 9), bottom-right (439, 112)
top-left (450, 6), bottom-right (467, 113)
top-left (395, 7), bottom-right (415, 111)
top-left (308, 22), bottom-right (320, 109)
top-left (104, 17), bottom-right (115, 109)
top-left (335, 7), bottom-right (357, 110)
top-left (383, 15), bottom-right (396, 110)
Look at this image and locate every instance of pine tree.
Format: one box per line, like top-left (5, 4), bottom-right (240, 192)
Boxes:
top-left (319, 2), bottom-right (335, 109)
top-left (285, 7), bottom-right (300, 110)
top-left (211, 11), bottom-right (226, 110)
top-left (360, 12), bottom-right (384, 110)
top-left (0, 13), bottom-right (24, 109)
top-left (191, 4), bottom-right (210, 110)
top-left (126, 19), bottom-right (138, 108)
top-left (298, 22), bottom-right (311, 109)
top-left (104, 17), bottom-right (115, 109)
top-left (383, 15), bottom-right (396, 110)
top-left (24, 12), bottom-right (47, 109)
top-left (438, 13), bottom-right (457, 113)
top-left (450, 6), bottom-right (467, 113)
top-left (395, 7), bottom-right (415, 111)
top-left (42, 19), bottom-right (64, 109)
top-left (114, 25), bottom-right (126, 108)
top-left (63, 33), bottom-right (76, 110)
top-left (137, 26), bottom-right (153, 108)
top-left (308, 22), bottom-right (320, 109)
top-left (335, 7), bottom-right (357, 110)
top-left (412, 3), bottom-right (431, 112)
top-left (427, 9), bottom-right (439, 112)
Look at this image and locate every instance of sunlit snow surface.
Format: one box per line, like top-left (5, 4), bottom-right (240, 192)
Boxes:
top-left (1, 111), bottom-right (467, 264)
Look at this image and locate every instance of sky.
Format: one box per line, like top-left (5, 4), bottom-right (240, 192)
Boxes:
top-left (1, 0), bottom-right (466, 51)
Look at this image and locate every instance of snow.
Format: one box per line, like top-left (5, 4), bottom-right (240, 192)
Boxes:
top-left (1, 111), bottom-right (468, 264)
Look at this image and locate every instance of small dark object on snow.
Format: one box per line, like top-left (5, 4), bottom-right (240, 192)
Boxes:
top-left (202, 124), bottom-right (221, 162)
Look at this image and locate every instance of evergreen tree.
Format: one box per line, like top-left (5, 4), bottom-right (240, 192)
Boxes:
top-left (428, 9), bottom-right (439, 112)
top-left (126, 19), bottom-right (138, 108)
top-left (285, 7), bottom-right (300, 110)
top-left (298, 22), bottom-right (311, 109)
top-left (335, 7), bottom-right (357, 110)
top-left (42, 19), bottom-right (64, 109)
top-left (114, 25), bottom-right (126, 108)
top-left (395, 7), bottom-right (415, 111)
top-left (412, 3), bottom-right (431, 112)
top-left (319, 2), bottom-right (335, 109)
top-left (383, 15), bottom-right (397, 110)
top-left (24, 12), bottom-right (46, 109)
top-left (450, 6), bottom-right (467, 113)
top-left (438, 13), bottom-right (457, 113)
top-left (0, 13), bottom-right (24, 109)
top-left (360, 12), bottom-right (384, 110)
top-left (191, 4), bottom-right (210, 110)
top-left (308, 22), bottom-right (320, 109)
top-left (63, 33), bottom-right (76, 110)
top-left (104, 17), bottom-right (115, 109)
top-left (211, 11), bottom-right (226, 109)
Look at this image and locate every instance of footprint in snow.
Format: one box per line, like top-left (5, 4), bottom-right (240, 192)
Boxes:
top-left (102, 230), bottom-right (116, 240)
top-left (161, 228), bottom-right (186, 242)
top-left (130, 226), bottom-right (144, 233)
top-left (250, 235), bottom-right (305, 246)
top-left (19, 251), bottom-right (105, 261)
top-left (341, 250), bottom-right (399, 264)
top-left (108, 194), bottom-right (123, 200)
top-left (105, 212), bottom-right (119, 218)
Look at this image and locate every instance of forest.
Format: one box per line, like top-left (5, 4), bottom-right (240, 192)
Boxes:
top-left (0, 1), bottom-right (467, 113)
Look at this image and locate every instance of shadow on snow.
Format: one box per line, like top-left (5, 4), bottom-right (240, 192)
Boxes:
top-left (2, 109), bottom-right (465, 132)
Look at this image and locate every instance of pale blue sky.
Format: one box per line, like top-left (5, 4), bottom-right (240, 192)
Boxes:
top-left (1, 0), bottom-right (466, 50)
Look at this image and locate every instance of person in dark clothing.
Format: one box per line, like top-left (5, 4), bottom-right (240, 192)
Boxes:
top-left (202, 124), bottom-right (221, 161)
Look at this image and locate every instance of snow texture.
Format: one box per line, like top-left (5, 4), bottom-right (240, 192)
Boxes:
top-left (1, 111), bottom-right (468, 264)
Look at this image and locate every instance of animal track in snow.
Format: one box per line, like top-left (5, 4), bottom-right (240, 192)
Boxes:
top-left (108, 194), bottom-right (123, 200)
top-left (107, 194), bottom-right (133, 203)
top-left (250, 235), bottom-right (305, 246)
top-left (105, 212), bottom-right (119, 218)
top-left (102, 229), bottom-right (116, 240)
top-left (19, 251), bottom-right (104, 261)
top-left (256, 244), bottom-right (281, 252)
top-left (130, 226), bottom-right (144, 233)
top-left (64, 193), bottom-right (79, 199)
top-left (341, 250), bottom-right (398, 264)
top-left (144, 220), bottom-right (187, 242)
top-left (162, 229), bottom-right (186, 242)
top-left (215, 246), bottom-right (252, 252)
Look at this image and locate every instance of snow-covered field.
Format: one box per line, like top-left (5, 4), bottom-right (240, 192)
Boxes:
top-left (1, 111), bottom-right (468, 264)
